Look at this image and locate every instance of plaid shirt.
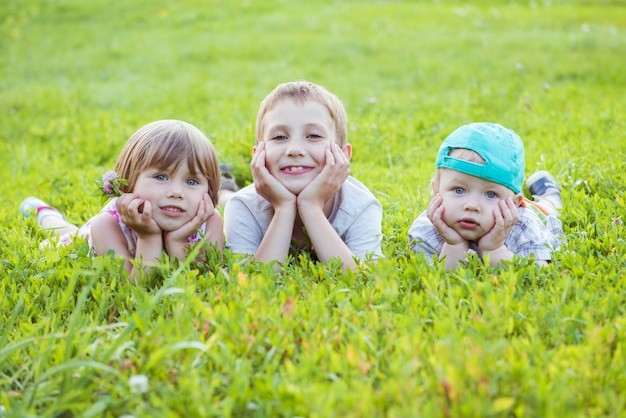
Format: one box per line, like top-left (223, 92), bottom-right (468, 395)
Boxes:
top-left (408, 206), bottom-right (566, 263)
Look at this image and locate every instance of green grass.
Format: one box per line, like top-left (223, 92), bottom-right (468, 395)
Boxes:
top-left (1, 0), bottom-right (626, 416)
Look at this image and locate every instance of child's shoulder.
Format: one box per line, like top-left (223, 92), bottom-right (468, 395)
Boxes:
top-left (339, 176), bottom-right (381, 210)
top-left (228, 183), bottom-right (274, 212)
top-left (342, 176), bottom-right (376, 197)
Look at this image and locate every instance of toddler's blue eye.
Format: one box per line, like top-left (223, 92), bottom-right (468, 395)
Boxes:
top-left (454, 187), bottom-right (465, 194)
top-left (486, 191), bottom-right (497, 198)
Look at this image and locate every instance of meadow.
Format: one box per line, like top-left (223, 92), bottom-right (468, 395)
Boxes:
top-left (1, 0), bottom-right (625, 416)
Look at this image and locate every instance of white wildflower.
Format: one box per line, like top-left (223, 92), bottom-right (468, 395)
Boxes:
top-left (129, 374), bottom-right (149, 394)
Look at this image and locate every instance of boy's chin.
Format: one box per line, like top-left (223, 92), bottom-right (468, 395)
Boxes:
top-left (286, 186), bottom-right (305, 196)
top-left (281, 180), bottom-right (313, 195)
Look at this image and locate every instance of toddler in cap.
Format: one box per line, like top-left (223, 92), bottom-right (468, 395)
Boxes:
top-left (408, 122), bottom-right (565, 269)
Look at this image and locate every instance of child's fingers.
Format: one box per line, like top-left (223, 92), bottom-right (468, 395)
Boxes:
top-left (115, 193), bottom-right (135, 213)
top-left (426, 195), bottom-right (442, 219)
top-left (140, 200), bottom-right (152, 220)
top-left (498, 198), bottom-right (518, 226)
top-left (325, 148), bottom-right (335, 166)
top-left (250, 142), bottom-right (265, 168)
top-left (203, 193), bottom-right (215, 213)
top-left (333, 143), bottom-right (349, 164)
top-left (331, 143), bottom-right (350, 169)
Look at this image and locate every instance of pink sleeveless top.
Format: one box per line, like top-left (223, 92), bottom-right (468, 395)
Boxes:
top-left (47, 198), bottom-right (206, 256)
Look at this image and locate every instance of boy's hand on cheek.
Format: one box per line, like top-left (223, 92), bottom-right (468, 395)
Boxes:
top-left (251, 142), bottom-right (296, 207)
top-left (478, 197), bottom-right (519, 251)
top-left (298, 143), bottom-right (349, 208)
top-left (427, 194), bottom-right (465, 245)
top-left (116, 193), bottom-right (161, 237)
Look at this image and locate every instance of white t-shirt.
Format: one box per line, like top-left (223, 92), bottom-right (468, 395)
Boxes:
top-left (224, 176), bottom-right (383, 261)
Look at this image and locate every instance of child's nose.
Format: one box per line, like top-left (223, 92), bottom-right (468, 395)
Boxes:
top-left (463, 196), bottom-right (481, 211)
top-left (167, 182), bottom-right (184, 198)
top-left (286, 140), bottom-right (306, 157)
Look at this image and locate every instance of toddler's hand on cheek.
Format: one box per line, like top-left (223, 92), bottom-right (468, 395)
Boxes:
top-left (479, 197), bottom-right (519, 251)
top-left (427, 194), bottom-right (465, 246)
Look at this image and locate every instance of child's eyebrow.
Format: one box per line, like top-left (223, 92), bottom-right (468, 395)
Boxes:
top-left (304, 122), bottom-right (325, 128)
top-left (266, 123), bottom-right (289, 131)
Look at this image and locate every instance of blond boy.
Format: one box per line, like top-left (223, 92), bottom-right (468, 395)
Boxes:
top-left (224, 81), bottom-right (383, 269)
top-left (408, 122), bottom-right (565, 269)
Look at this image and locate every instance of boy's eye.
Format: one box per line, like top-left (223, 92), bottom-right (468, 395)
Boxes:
top-left (453, 187), bottom-right (465, 194)
top-left (307, 133), bottom-right (323, 139)
top-left (485, 191), bottom-right (497, 198)
top-left (271, 134), bottom-right (287, 141)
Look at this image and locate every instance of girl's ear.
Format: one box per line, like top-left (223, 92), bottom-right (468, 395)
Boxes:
top-left (341, 143), bottom-right (352, 160)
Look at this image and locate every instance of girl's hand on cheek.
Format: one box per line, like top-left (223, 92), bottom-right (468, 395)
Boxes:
top-left (165, 193), bottom-right (213, 245)
top-left (427, 194), bottom-right (465, 245)
top-left (116, 193), bottom-right (161, 237)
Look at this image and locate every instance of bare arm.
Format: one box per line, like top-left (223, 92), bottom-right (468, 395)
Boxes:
top-left (298, 144), bottom-right (354, 270)
top-left (114, 194), bottom-right (165, 277)
top-left (249, 142), bottom-right (297, 264)
top-left (89, 210), bottom-right (162, 278)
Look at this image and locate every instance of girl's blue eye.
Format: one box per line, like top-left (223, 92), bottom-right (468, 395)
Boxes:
top-left (486, 191), bottom-right (497, 198)
top-left (186, 179), bottom-right (199, 186)
top-left (155, 174), bottom-right (167, 181)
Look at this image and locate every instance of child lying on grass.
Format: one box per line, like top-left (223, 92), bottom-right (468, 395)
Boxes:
top-left (20, 119), bottom-right (224, 278)
top-left (223, 81), bottom-right (383, 271)
top-left (408, 122), bottom-right (565, 269)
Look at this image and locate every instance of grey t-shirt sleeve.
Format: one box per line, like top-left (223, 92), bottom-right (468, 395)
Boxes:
top-left (223, 196), bottom-right (265, 255)
top-left (341, 200), bottom-right (384, 261)
top-left (407, 210), bottom-right (442, 261)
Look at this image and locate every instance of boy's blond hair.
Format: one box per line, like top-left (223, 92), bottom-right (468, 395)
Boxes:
top-left (255, 81), bottom-right (348, 147)
top-left (115, 120), bottom-right (221, 206)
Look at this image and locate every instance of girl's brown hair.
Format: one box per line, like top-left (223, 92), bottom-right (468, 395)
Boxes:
top-left (114, 120), bottom-right (220, 206)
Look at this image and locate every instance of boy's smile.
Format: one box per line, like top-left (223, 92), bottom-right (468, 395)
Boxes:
top-left (258, 98), bottom-right (349, 195)
top-left (434, 169), bottom-right (520, 242)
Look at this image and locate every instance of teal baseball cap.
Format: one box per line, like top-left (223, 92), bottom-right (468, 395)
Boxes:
top-left (436, 122), bottom-right (525, 194)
